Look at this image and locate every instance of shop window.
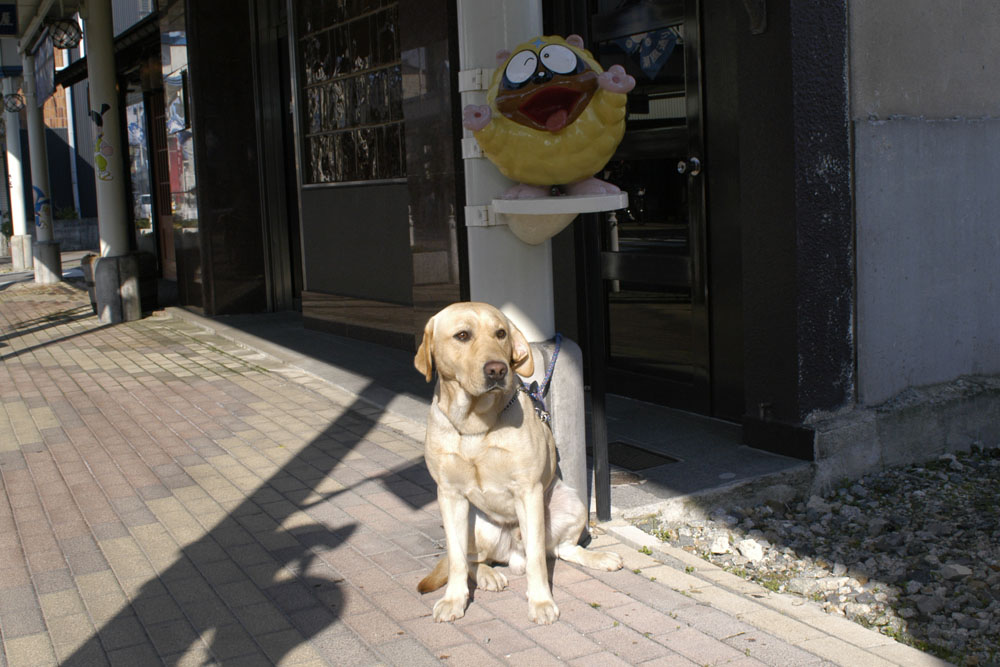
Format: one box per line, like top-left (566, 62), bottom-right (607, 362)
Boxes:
top-left (296, 1), bottom-right (404, 184)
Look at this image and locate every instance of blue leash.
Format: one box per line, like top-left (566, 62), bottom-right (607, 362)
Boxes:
top-left (519, 333), bottom-right (562, 425)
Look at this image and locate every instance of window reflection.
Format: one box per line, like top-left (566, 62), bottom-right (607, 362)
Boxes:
top-left (297, 1), bottom-right (404, 184)
top-left (126, 98), bottom-right (155, 255)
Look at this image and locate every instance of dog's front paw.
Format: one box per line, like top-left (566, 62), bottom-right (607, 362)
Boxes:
top-left (528, 598), bottom-right (560, 625)
top-left (476, 564), bottom-right (508, 592)
top-left (433, 595), bottom-right (467, 622)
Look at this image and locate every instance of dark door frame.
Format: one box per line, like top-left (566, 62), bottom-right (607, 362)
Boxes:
top-left (250, 0), bottom-right (299, 312)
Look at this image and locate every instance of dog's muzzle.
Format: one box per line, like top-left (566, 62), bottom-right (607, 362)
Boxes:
top-left (483, 361), bottom-right (508, 390)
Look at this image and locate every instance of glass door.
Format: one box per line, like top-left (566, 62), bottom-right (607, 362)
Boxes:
top-left (591, 0), bottom-right (709, 414)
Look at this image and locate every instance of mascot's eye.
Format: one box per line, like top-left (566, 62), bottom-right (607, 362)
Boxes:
top-left (454, 331), bottom-right (470, 342)
top-left (504, 50), bottom-right (538, 85)
top-left (539, 44), bottom-right (579, 75)
top-left (496, 329), bottom-right (507, 339)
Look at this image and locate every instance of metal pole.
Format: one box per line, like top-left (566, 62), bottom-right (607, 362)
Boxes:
top-left (82, 0), bottom-right (130, 258)
top-left (583, 212), bottom-right (611, 520)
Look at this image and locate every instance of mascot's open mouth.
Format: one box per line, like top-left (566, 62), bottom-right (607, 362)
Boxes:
top-left (519, 87), bottom-right (583, 132)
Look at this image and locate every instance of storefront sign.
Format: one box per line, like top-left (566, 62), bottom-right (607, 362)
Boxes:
top-left (0, 4), bottom-right (16, 36)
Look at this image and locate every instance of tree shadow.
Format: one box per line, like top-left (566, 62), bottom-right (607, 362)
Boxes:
top-left (0, 317), bottom-right (111, 361)
top-left (1, 304), bottom-right (93, 333)
top-left (62, 384), bottom-right (438, 666)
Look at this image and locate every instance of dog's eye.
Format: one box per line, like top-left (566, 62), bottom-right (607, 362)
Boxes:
top-left (496, 329), bottom-right (507, 340)
top-left (454, 331), bottom-right (470, 342)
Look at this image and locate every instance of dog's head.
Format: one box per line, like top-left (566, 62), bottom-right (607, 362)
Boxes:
top-left (415, 302), bottom-right (534, 396)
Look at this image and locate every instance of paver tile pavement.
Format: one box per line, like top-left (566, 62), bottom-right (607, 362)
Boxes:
top-left (0, 281), bottom-right (947, 666)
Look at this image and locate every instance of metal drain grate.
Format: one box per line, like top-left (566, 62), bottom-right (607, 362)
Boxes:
top-left (607, 442), bottom-right (679, 471)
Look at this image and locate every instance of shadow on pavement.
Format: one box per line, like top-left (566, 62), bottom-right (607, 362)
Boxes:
top-left (62, 383), bottom-right (437, 665)
top-left (1, 304), bottom-right (93, 332)
top-left (0, 322), bottom-right (114, 361)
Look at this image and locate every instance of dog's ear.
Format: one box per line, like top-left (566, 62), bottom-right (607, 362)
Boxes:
top-left (509, 322), bottom-right (534, 377)
top-left (414, 316), bottom-right (435, 382)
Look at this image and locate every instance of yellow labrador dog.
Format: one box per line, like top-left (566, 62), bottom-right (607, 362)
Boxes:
top-left (415, 302), bottom-right (623, 624)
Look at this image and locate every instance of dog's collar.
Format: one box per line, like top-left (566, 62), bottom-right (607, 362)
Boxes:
top-left (501, 386), bottom-right (523, 414)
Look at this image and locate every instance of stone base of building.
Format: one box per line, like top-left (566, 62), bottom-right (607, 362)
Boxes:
top-left (11, 234), bottom-right (33, 272)
top-left (810, 375), bottom-right (1000, 491)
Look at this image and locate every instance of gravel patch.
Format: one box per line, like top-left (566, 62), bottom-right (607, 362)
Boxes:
top-left (634, 445), bottom-right (1000, 666)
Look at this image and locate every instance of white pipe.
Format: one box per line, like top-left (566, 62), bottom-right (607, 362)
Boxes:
top-left (456, 0), bottom-right (554, 342)
top-left (3, 77), bottom-right (28, 237)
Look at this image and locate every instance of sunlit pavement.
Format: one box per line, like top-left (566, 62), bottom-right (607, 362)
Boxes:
top-left (0, 276), bottom-right (945, 666)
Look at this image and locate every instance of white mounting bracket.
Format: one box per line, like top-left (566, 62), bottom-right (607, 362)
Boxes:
top-left (464, 205), bottom-right (496, 228)
top-left (461, 137), bottom-right (483, 160)
top-left (458, 68), bottom-right (494, 93)
top-left (465, 193), bottom-right (630, 243)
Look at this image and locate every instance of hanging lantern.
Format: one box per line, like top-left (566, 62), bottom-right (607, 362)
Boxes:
top-left (47, 18), bottom-right (83, 49)
top-left (3, 94), bottom-right (25, 113)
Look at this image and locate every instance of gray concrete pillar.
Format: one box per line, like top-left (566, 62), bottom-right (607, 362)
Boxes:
top-left (82, 0), bottom-right (140, 321)
top-left (83, 0), bottom-right (130, 257)
top-left (33, 241), bottom-right (62, 283)
top-left (94, 255), bottom-right (140, 324)
top-left (528, 338), bottom-right (588, 514)
top-left (22, 53), bottom-right (61, 283)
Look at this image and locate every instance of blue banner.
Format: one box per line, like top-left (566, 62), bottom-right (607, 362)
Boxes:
top-left (33, 35), bottom-right (54, 106)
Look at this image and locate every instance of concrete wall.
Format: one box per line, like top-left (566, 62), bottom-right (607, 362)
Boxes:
top-left (850, 0), bottom-right (1000, 404)
top-left (20, 217), bottom-right (100, 252)
top-left (52, 217), bottom-right (100, 252)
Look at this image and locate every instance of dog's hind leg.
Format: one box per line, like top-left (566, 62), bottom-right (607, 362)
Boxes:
top-left (547, 481), bottom-right (624, 572)
top-left (475, 563), bottom-right (508, 591)
top-left (471, 510), bottom-right (512, 591)
top-left (554, 543), bottom-right (624, 571)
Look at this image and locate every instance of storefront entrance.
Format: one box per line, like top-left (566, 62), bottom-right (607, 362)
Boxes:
top-left (549, 0), bottom-right (744, 422)
top-left (589, 0), bottom-right (711, 415)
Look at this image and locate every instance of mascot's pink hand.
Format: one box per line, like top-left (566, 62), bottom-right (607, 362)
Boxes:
top-left (463, 104), bottom-right (492, 131)
top-left (598, 65), bottom-right (636, 94)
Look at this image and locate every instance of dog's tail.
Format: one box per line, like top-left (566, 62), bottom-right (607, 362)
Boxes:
top-left (417, 556), bottom-right (449, 593)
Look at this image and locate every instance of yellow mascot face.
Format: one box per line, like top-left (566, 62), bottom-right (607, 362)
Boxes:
top-left (489, 35), bottom-right (605, 133)
top-left (465, 34), bottom-right (635, 193)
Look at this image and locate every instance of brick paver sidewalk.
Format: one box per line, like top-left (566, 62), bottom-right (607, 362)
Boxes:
top-left (0, 282), bottom-right (944, 666)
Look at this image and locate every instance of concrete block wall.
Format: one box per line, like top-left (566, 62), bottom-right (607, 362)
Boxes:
top-left (52, 217), bottom-right (100, 252)
top-left (16, 217), bottom-right (100, 253)
top-left (850, 0), bottom-right (1000, 405)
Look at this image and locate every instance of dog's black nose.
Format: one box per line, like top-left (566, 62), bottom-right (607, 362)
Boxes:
top-left (484, 361), bottom-right (508, 383)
